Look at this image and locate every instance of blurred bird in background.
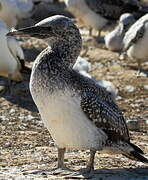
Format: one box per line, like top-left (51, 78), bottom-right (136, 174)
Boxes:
top-left (122, 13), bottom-right (148, 75)
top-left (64, 0), bottom-right (148, 37)
top-left (0, 0), bottom-right (34, 28)
top-left (105, 13), bottom-right (135, 52)
top-left (0, 19), bottom-right (24, 90)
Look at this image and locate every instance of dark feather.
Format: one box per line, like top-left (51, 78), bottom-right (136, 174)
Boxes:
top-left (129, 142), bottom-right (144, 154)
top-left (81, 90), bottom-right (130, 142)
top-left (130, 151), bottom-right (148, 163)
top-left (85, 0), bottom-right (148, 20)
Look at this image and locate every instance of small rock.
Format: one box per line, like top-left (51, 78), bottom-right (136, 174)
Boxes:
top-left (124, 85), bottom-right (135, 92)
top-left (0, 116), bottom-right (6, 121)
top-left (0, 85), bottom-right (5, 92)
top-left (26, 114), bottom-right (35, 120)
top-left (126, 120), bottom-right (140, 131)
top-left (143, 85), bottom-right (148, 90)
top-left (136, 162), bottom-right (145, 166)
top-left (4, 142), bottom-right (11, 148)
top-left (9, 109), bottom-right (15, 114)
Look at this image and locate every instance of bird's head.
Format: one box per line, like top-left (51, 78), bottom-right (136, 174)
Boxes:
top-left (119, 13), bottom-right (135, 28)
top-left (7, 15), bottom-right (81, 42)
top-left (7, 15), bottom-right (82, 66)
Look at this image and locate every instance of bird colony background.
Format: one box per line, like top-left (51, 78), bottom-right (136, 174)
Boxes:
top-left (0, 0), bottom-right (148, 179)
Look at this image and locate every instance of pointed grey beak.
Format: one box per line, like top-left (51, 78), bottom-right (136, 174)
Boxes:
top-left (6, 26), bottom-right (53, 39)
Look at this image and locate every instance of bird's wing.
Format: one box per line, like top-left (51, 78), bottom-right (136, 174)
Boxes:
top-left (123, 18), bottom-right (148, 51)
top-left (84, 0), bottom-right (144, 20)
top-left (80, 90), bottom-right (130, 142)
top-left (7, 37), bottom-right (24, 70)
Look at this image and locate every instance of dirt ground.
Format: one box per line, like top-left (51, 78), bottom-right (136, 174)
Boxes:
top-left (0, 1), bottom-right (148, 179)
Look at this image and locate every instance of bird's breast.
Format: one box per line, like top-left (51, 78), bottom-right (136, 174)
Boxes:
top-left (30, 86), bottom-right (107, 150)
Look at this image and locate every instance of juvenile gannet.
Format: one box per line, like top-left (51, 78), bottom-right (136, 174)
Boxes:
top-left (123, 13), bottom-right (148, 74)
top-left (105, 13), bottom-right (135, 51)
top-left (64, 0), bottom-right (148, 37)
top-left (0, 19), bottom-right (24, 82)
top-left (0, 0), bottom-right (34, 28)
top-left (7, 15), bottom-right (148, 174)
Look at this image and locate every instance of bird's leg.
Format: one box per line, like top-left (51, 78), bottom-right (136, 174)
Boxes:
top-left (81, 149), bottom-right (96, 175)
top-left (86, 149), bottom-right (96, 173)
top-left (6, 73), bottom-right (12, 94)
top-left (89, 27), bottom-right (93, 36)
top-left (57, 147), bottom-right (65, 168)
top-left (136, 60), bottom-right (142, 76)
top-left (52, 148), bottom-right (66, 175)
top-left (97, 29), bottom-right (101, 38)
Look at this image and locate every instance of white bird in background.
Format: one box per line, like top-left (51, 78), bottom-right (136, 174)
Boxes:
top-left (64, 0), bottom-right (148, 37)
top-left (0, 0), bottom-right (34, 28)
top-left (105, 13), bottom-right (135, 52)
top-left (73, 56), bottom-right (91, 78)
top-left (0, 19), bottom-right (24, 82)
top-left (123, 13), bottom-right (148, 74)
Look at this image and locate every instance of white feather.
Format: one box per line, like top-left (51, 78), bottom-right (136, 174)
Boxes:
top-left (73, 56), bottom-right (91, 73)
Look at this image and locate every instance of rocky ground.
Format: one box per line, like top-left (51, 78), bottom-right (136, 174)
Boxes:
top-left (0, 1), bottom-right (148, 179)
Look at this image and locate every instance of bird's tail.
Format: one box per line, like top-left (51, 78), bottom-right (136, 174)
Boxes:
top-left (122, 142), bottom-right (148, 163)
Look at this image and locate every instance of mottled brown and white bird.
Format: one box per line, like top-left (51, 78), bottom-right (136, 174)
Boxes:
top-left (64, 0), bottom-right (148, 37)
top-left (7, 15), bottom-right (148, 174)
top-left (123, 13), bottom-right (148, 75)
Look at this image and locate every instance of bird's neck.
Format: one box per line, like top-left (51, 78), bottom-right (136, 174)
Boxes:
top-left (48, 35), bottom-right (82, 67)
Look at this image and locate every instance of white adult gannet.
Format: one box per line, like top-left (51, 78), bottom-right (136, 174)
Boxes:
top-left (105, 13), bottom-right (135, 51)
top-left (7, 15), bottom-right (148, 174)
top-left (0, 19), bottom-right (24, 82)
top-left (123, 13), bottom-right (148, 74)
top-left (0, 0), bottom-right (34, 28)
top-left (64, 0), bottom-right (148, 37)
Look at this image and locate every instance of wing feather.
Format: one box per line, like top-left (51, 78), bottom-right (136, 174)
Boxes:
top-left (81, 90), bottom-right (130, 142)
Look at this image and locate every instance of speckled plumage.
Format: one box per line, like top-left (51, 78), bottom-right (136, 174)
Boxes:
top-left (7, 15), bottom-right (148, 172)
